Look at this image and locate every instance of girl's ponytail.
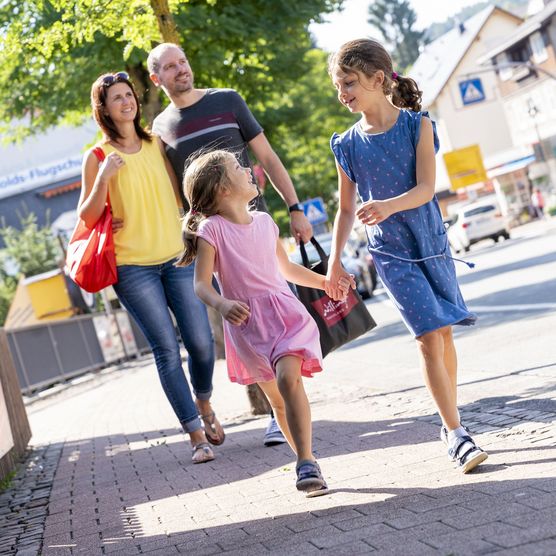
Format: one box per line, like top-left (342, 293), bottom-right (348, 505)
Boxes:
top-left (392, 75), bottom-right (423, 112)
top-left (330, 39), bottom-right (424, 113)
top-left (176, 211), bottom-right (204, 267)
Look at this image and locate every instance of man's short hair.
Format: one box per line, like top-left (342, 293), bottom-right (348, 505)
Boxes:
top-left (147, 43), bottom-right (185, 74)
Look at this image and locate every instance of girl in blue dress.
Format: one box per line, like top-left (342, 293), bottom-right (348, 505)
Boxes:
top-left (326, 38), bottom-right (487, 473)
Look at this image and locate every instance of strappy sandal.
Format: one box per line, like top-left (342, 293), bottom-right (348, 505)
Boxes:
top-left (448, 435), bottom-right (488, 473)
top-left (191, 442), bottom-right (214, 464)
top-left (440, 424), bottom-right (471, 448)
top-left (200, 411), bottom-right (226, 446)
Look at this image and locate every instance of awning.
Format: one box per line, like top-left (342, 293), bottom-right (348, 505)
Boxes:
top-left (38, 179), bottom-right (81, 198)
top-left (486, 155), bottom-right (536, 179)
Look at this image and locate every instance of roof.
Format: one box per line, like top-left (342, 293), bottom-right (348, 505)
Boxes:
top-left (409, 6), bottom-right (521, 107)
top-left (479, 0), bottom-right (556, 61)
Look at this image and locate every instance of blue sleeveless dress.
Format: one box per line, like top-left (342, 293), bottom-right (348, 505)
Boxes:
top-left (331, 109), bottom-right (476, 338)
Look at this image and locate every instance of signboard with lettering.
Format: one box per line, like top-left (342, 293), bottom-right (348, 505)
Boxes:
top-left (443, 144), bottom-right (488, 190)
top-left (0, 155), bottom-right (82, 200)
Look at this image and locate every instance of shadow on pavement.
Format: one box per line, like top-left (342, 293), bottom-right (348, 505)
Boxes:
top-left (33, 389), bottom-right (556, 554)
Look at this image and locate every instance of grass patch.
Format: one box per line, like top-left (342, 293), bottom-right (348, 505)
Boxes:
top-left (0, 469), bottom-right (16, 492)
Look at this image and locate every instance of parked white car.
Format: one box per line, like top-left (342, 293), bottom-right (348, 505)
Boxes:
top-left (445, 202), bottom-right (511, 253)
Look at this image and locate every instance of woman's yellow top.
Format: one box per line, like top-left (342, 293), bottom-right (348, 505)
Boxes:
top-left (102, 139), bottom-right (183, 266)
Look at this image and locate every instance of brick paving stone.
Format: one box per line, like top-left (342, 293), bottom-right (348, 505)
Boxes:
top-left (320, 539), bottom-right (376, 554)
top-left (2, 333), bottom-right (554, 556)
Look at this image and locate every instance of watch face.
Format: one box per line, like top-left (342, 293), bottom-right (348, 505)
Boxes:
top-left (289, 203), bottom-right (303, 212)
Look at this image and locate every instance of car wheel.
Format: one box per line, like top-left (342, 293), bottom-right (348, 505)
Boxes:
top-left (502, 231), bottom-right (510, 240)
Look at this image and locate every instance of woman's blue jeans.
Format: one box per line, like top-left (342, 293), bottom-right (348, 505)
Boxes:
top-left (113, 260), bottom-right (215, 433)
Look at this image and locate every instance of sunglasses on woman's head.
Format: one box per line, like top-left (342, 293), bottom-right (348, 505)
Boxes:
top-left (101, 72), bottom-right (130, 87)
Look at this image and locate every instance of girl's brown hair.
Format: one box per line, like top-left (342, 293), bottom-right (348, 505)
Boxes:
top-left (90, 73), bottom-right (152, 143)
top-left (176, 150), bottom-right (235, 267)
top-left (328, 38), bottom-right (423, 112)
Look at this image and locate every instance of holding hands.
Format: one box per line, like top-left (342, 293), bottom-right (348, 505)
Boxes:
top-left (325, 264), bottom-right (356, 301)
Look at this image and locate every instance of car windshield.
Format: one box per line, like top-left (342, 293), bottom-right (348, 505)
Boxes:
top-left (463, 205), bottom-right (496, 218)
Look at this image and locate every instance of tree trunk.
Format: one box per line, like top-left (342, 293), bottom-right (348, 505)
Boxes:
top-left (150, 0), bottom-right (180, 44)
top-left (247, 384), bottom-right (271, 415)
top-left (147, 0), bottom-right (269, 417)
top-left (127, 63), bottom-right (161, 126)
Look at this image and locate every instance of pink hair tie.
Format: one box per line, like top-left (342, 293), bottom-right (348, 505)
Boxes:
top-left (190, 209), bottom-right (199, 215)
top-left (392, 71), bottom-right (399, 80)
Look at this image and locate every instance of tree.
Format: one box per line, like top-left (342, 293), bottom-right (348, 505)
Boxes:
top-left (0, 0), bottom-right (342, 140)
top-left (263, 48), bottom-right (357, 232)
top-left (0, 212), bottom-right (62, 279)
top-left (367, 0), bottom-right (423, 71)
top-left (0, 212), bottom-right (62, 326)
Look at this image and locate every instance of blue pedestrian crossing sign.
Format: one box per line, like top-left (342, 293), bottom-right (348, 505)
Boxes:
top-left (301, 197), bottom-right (328, 225)
top-left (459, 78), bottom-right (485, 105)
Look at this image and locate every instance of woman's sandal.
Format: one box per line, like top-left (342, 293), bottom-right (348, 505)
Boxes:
top-left (200, 411), bottom-right (226, 446)
top-left (191, 442), bottom-right (215, 464)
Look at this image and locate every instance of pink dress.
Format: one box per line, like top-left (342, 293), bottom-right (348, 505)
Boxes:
top-left (197, 211), bottom-right (323, 385)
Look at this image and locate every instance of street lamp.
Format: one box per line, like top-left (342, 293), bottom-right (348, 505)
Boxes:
top-left (527, 98), bottom-right (546, 162)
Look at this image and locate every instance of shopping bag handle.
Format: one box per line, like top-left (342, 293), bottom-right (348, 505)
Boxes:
top-left (299, 236), bottom-right (328, 271)
top-left (92, 146), bottom-right (110, 207)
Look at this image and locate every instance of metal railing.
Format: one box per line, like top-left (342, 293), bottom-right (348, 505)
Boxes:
top-left (4, 310), bottom-right (149, 394)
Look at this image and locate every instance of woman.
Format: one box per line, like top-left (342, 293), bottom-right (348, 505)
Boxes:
top-left (78, 71), bottom-right (224, 463)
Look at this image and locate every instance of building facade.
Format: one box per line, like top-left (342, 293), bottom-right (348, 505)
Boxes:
top-left (480, 0), bottom-right (556, 213)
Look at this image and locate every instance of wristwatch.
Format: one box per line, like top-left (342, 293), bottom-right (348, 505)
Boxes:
top-left (288, 202), bottom-right (304, 213)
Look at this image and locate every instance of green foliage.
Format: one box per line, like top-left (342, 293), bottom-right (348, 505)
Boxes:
top-left (367, 0), bottom-right (423, 71)
top-left (547, 206), bottom-right (556, 217)
top-left (0, 212), bottom-right (62, 279)
top-left (0, 470), bottom-right (17, 493)
top-left (0, 0), bottom-right (342, 139)
top-left (260, 48), bottom-right (356, 233)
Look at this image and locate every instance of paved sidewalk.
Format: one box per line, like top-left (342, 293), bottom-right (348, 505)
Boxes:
top-left (2, 342), bottom-right (555, 555)
top-left (1, 217), bottom-right (555, 555)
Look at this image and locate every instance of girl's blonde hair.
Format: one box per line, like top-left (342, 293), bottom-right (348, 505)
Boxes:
top-left (328, 38), bottom-right (423, 112)
top-left (176, 149), bottom-right (235, 267)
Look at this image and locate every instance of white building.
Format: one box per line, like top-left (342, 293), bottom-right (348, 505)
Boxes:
top-left (409, 6), bottom-right (530, 213)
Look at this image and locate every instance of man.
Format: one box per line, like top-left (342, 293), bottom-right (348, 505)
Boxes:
top-left (148, 42), bottom-right (313, 446)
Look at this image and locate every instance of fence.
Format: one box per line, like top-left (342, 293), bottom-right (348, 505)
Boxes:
top-left (4, 310), bottom-right (149, 395)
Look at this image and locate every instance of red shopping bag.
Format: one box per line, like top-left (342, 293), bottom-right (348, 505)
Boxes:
top-left (66, 147), bottom-right (117, 293)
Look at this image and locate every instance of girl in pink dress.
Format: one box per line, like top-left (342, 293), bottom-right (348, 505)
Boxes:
top-left (177, 149), bottom-right (353, 497)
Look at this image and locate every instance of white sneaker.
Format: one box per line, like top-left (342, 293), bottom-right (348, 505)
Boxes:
top-left (263, 417), bottom-right (287, 446)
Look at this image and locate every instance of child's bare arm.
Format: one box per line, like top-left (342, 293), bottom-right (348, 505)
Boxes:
top-left (356, 117), bottom-right (436, 225)
top-left (276, 239), bottom-right (354, 295)
top-left (194, 238), bottom-right (250, 325)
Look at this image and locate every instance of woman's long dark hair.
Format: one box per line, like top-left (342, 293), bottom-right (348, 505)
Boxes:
top-left (90, 73), bottom-right (152, 143)
top-left (329, 38), bottom-right (423, 112)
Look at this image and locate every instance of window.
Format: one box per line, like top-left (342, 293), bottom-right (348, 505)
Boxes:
top-left (463, 205), bottom-right (496, 218)
top-left (530, 31), bottom-right (548, 63)
top-left (497, 53), bottom-right (513, 81)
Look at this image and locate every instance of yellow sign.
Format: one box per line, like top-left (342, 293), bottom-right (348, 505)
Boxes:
top-left (443, 144), bottom-right (487, 190)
